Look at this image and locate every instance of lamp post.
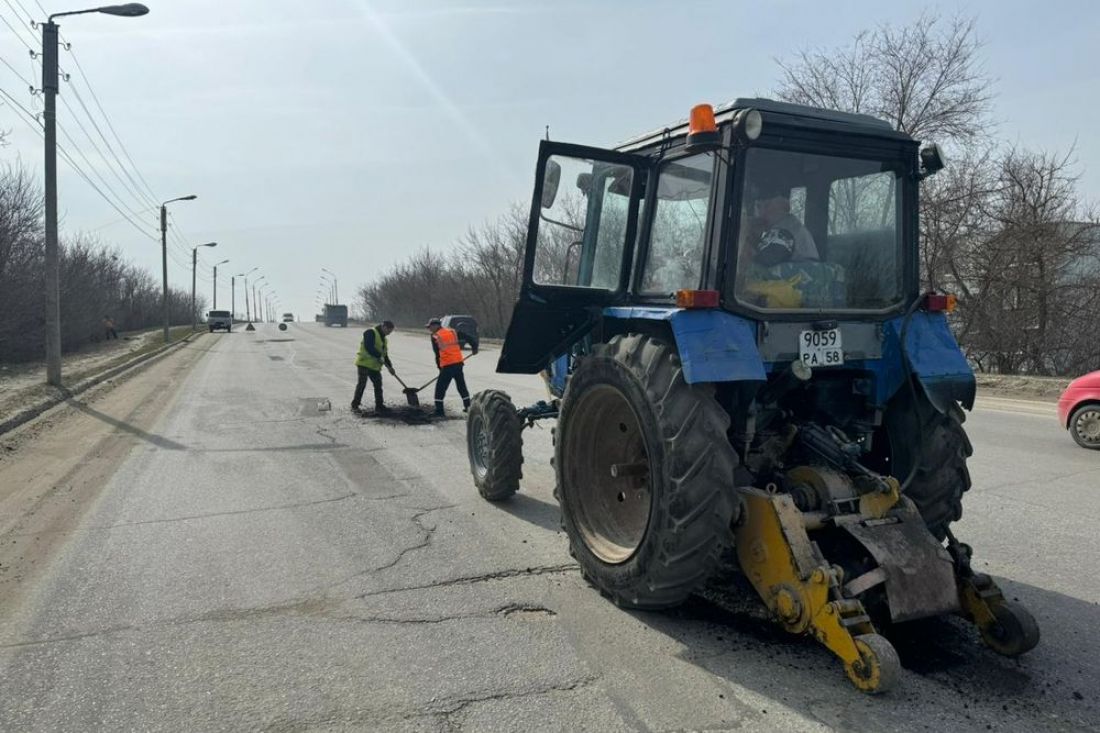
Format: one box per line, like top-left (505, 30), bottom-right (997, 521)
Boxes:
top-left (258, 283), bottom-right (270, 322)
top-left (160, 195), bottom-right (197, 342)
top-left (212, 259), bottom-right (229, 309)
top-left (322, 267), bottom-right (338, 304)
top-left (320, 273), bottom-right (335, 306)
top-left (235, 267), bottom-right (256, 326)
top-left (251, 275), bottom-right (265, 325)
top-left (191, 242), bottom-right (217, 331)
top-left (40, 3), bottom-right (150, 384)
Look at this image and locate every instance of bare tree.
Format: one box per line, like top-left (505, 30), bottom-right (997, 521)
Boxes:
top-left (777, 13), bottom-right (994, 144)
top-left (954, 149), bottom-right (1099, 374)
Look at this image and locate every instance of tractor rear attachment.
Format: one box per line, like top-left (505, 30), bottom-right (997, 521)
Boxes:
top-left (734, 464), bottom-right (1039, 693)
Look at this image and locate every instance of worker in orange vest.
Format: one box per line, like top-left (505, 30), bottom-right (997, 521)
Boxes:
top-left (426, 317), bottom-right (470, 417)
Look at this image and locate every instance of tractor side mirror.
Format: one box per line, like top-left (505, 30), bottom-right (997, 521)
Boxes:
top-left (541, 159), bottom-right (562, 209)
top-left (919, 143), bottom-right (946, 179)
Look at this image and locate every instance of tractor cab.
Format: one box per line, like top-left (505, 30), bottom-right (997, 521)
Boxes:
top-left (498, 98), bottom-right (943, 381)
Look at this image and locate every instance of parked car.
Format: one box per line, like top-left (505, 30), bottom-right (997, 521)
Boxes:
top-left (441, 314), bottom-right (479, 352)
top-left (207, 310), bottom-right (232, 332)
top-left (1057, 370), bottom-right (1100, 449)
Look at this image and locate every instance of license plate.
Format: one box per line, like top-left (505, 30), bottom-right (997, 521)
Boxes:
top-left (800, 328), bottom-right (844, 367)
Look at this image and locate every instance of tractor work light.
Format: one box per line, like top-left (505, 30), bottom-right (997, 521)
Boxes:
top-left (732, 108), bottom-right (763, 141)
top-left (676, 289), bottom-right (720, 309)
top-left (923, 292), bottom-right (957, 313)
top-left (685, 104), bottom-right (720, 152)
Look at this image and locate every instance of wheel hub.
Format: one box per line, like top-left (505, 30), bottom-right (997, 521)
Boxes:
top-left (562, 384), bottom-right (653, 564)
top-left (470, 414), bottom-right (489, 479)
top-left (1075, 409), bottom-right (1100, 443)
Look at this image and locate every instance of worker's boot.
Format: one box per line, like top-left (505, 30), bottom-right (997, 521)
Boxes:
top-left (434, 401), bottom-right (445, 418)
top-left (462, 397), bottom-right (471, 413)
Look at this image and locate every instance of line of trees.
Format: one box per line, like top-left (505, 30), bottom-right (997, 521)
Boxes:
top-left (0, 162), bottom-right (201, 364)
top-left (358, 14), bottom-right (1097, 375)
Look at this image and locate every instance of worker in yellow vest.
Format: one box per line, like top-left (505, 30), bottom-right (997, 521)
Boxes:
top-left (353, 320), bottom-right (395, 413)
top-left (427, 317), bottom-right (470, 417)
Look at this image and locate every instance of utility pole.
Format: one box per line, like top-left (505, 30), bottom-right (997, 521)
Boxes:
top-left (42, 20), bottom-right (60, 386)
top-left (190, 242), bottom-right (216, 331)
top-left (213, 259), bottom-right (228, 309)
top-left (39, 4), bottom-right (149, 385)
top-left (160, 195), bottom-right (197, 341)
top-left (230, 276), bottom-right (235, 330)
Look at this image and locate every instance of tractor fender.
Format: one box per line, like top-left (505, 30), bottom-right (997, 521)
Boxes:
top-left (603, 307), bottom-right (766, 385)
top-left (877, 312), bottom-right (976, 412)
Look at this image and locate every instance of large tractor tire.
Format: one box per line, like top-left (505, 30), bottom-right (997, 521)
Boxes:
top-left (884, 385), bottom-right (973, 540)
top-left (555, 333), bottom-right (739, 609)
top-left (467, 390), bottom-right (523, 501)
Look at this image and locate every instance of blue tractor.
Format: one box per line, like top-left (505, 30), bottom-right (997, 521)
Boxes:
top-left (465, 99), bottom-right (1038, 693)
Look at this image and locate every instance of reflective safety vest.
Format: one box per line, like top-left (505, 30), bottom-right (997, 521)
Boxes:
top-left (355, 326), bottom-right (388, 370)
top-left (433, 327), bottom-right (464, 367)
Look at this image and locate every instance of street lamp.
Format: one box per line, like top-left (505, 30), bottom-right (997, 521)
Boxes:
top-left (322, 267), bottom-right (339, 304)
top-left (235, 266), bottom-right (257, 325)
top-left (40, 3), bottom-right (150, 384)
top-left (212, 259), bottom-right (229, 310)
top-left (159, 194), bottom-right (197, 342)
top-left (191, 242), bottom-right (217, 331)
top-left (252, 276), bottom-right (266, 325)
top-left (258, 283), bottom-right (270, 323)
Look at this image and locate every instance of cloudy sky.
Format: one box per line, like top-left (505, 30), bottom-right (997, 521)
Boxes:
top-left (1, 0), bottom-right (1096, 318)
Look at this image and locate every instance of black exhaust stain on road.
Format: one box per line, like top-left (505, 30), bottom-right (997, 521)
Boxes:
top-left (268, 355), bottom-right (284, 361)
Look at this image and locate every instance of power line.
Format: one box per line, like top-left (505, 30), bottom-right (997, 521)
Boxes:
top-left (62, 45), bottom-right (160, 205)
top-left (0, 84), bottom-right (159, 243)
top-left (0, 5), bottom-right (37, 52)
top-left (60, 85), bottom-right (156, 211)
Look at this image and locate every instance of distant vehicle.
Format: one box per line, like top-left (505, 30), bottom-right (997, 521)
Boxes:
top-left (282, 313), bottom-right (294, 323)
top-left (441, 314), bottom-right (479, 352)
top-left (207, 310), bottom-right (232, 332)
top-left (324, 304), bottom-right (348, 327)
top-left (1058, 370), bottom-right (1100, 449)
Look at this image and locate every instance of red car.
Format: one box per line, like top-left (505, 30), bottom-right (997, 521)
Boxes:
top-left (1058, 370), bottom-right (1100, 449)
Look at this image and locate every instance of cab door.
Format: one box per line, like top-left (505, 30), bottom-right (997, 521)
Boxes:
top-left (497, 140), bottom-right (650, 374)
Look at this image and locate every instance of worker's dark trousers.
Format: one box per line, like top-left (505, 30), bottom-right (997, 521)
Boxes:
top-left (434, 363), bottom-right (470, 414)
top-left (353, 366), bottom-right (384, 409)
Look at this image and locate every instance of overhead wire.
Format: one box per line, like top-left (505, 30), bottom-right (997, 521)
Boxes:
top-left (0, 82), bottom-right (159, 243)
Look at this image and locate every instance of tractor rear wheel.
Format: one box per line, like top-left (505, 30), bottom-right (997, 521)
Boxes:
top-left (884, 386), bottom-right (972, 540)
top-left (555, 334), bottom-right (739, 609)
top-left (467, 390), bottom-right (523, 501)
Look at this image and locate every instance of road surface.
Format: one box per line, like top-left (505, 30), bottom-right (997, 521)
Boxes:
top-left (0, 323), bottom-right (1096, 732)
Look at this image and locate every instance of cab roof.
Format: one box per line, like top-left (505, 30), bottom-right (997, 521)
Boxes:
top-left (615, 97), bottom-right (908, 153)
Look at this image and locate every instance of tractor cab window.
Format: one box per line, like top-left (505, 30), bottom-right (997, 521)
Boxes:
top-left (533, 155), bottom-right (636, 290)
top-left (733, 147), bottom-right (904, 311)
top-left (640, 153), bottom-right (716, 295)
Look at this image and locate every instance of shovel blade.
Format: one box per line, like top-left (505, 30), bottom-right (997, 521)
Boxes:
top-left (404, 389), bottom-right (420, 407)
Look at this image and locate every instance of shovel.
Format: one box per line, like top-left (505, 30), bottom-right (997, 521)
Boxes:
top-left (390, 352), bottom-right (479, 408)
top-left (389, 370), bottom-right (422, 407)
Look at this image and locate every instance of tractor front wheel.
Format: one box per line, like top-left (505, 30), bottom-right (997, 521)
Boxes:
top-left (467, 390), bottom-right (523, 501)
top-left (555, 334), bottom-right (739, 609)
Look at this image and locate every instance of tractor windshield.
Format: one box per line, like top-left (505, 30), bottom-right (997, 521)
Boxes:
top-left (731, 147), bottom-right (905, 312)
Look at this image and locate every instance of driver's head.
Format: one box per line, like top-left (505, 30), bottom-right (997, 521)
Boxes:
top-left (753, 183), bottom-right (791, 225)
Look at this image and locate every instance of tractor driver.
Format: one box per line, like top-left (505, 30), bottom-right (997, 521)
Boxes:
top-left (741, 182), bottom-right (819, 267)
top-left (735, 182), bottom-right (823, 308)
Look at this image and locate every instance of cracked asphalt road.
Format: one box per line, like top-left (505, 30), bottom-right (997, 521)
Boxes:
top-left (0, 323), bottom-right (1097, 732)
